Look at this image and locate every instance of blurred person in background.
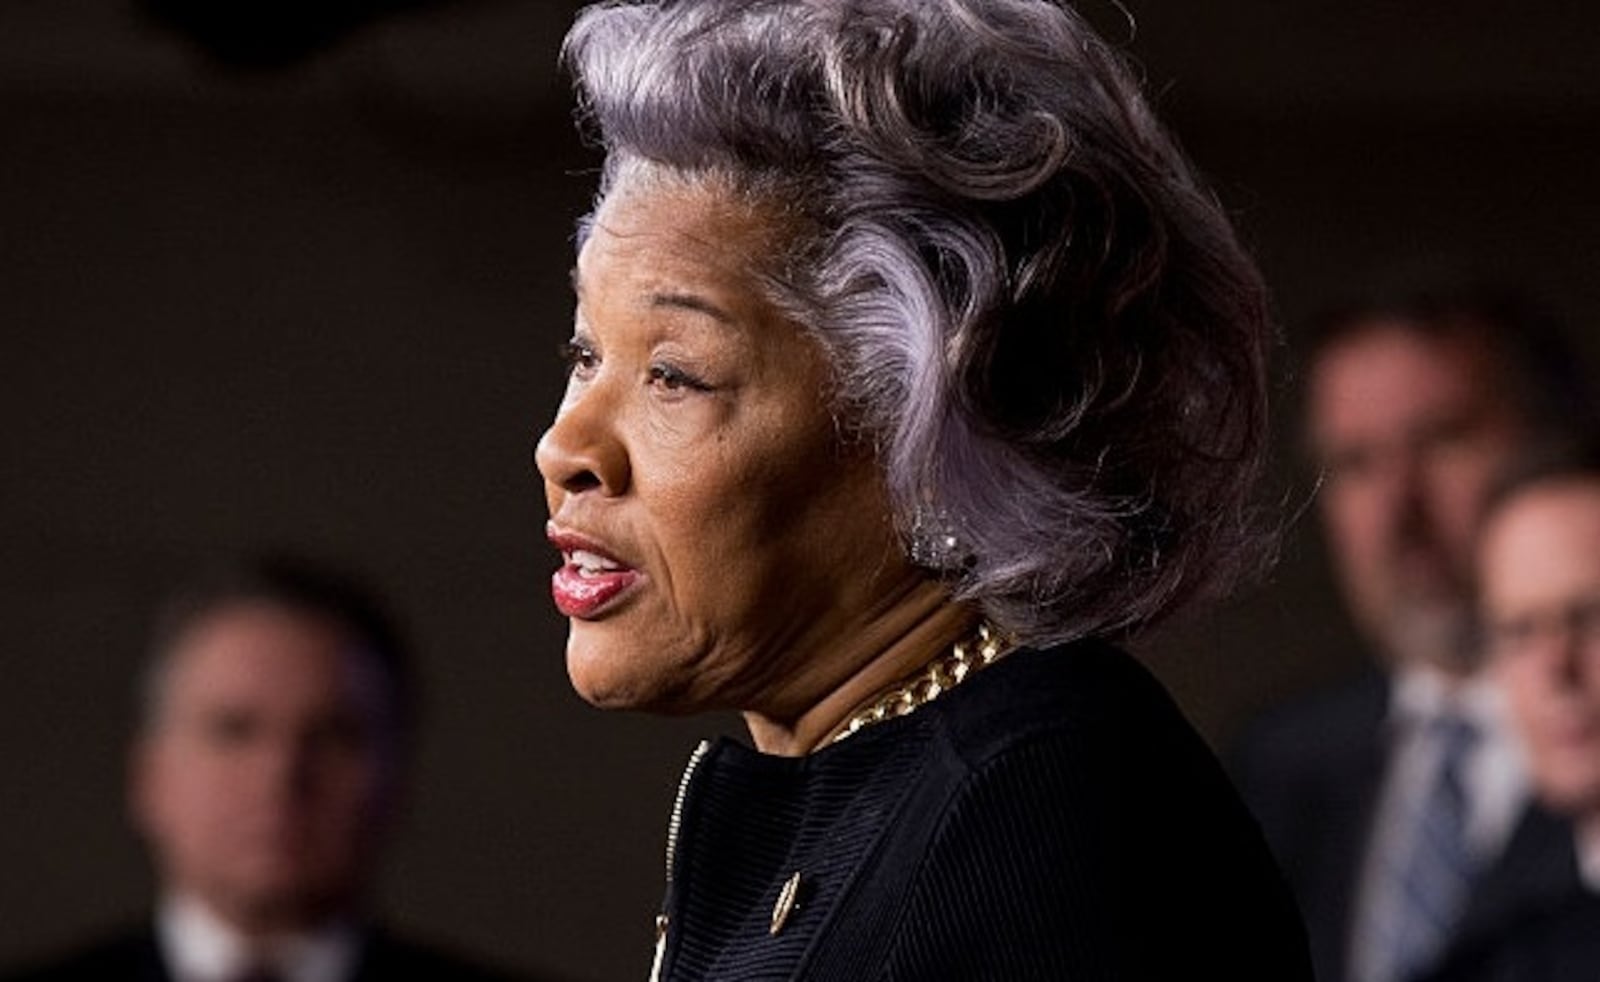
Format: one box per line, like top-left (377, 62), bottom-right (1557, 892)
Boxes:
top-left (6, 555), bottom-right (528, 982)
top-left (1440, 443), bottom-right (1600, 981)
top-left (1234, 280), bottom-right (1597, 982)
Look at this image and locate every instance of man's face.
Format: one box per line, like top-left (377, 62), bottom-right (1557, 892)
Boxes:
top-left (1481, 479), bottom-right (1600, 817)
top-left (1309, 322), bottom-right (1523, 672)
top-left (131, 602), bottom-right (399, 935)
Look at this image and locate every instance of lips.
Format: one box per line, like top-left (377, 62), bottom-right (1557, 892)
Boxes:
top-left (547, 525), bottom-right (641, 619)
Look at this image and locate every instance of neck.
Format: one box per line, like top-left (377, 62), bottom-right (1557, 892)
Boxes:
top-left (1380, 603), bottom-right (1479, 682)
top-left (742, 580), bottom-right (980, 757)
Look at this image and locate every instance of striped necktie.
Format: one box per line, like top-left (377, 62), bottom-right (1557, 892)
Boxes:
top-left (1369, 713), bottom-right (1480, 982)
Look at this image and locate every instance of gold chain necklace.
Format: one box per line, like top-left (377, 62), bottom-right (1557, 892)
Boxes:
top-left (825, 621), bottom-right (1015, 747)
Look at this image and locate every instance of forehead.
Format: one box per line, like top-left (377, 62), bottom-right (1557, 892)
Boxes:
top-left (1307, 321), bottom-right (1509, 443)
top-left (1480, 480), bottom-right (1600, 601)
top-left (578, 171), bottom-right (784, 293)
top-left (158, 602), bottom-right (377, 713)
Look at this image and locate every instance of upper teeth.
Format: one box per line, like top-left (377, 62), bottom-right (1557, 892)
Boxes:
top-left (572, 549), bottom-right (621, 574)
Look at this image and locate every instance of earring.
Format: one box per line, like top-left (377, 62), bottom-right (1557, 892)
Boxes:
top-left (907, 504), bottom-right (971, 573)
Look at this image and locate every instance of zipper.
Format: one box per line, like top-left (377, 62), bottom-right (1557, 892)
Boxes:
top-left (649, 739), bottom-right (712, 982)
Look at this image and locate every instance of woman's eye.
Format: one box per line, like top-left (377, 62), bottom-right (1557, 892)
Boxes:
top-left (559, 339), bottom-right (599, 378)
top-left (648, 363), bottom-right (710, 393)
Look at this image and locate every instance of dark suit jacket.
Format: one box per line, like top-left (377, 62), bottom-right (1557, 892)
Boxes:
top-left (1233, 671), bottom-right (1582, 982)
top-left (4, 924), bottom-right (531, 982)
top-left (1422, 808), bottom-right (1600, 982)
top-left (1233, 670), bottom-right (1388, 982)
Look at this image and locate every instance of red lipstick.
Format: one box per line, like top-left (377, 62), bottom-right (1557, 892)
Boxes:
top-left (547, 526), bottom-right (641, 619)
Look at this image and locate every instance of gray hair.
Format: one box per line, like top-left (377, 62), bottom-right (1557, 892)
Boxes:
top-left (563, 0), bottom-right (1272, 645)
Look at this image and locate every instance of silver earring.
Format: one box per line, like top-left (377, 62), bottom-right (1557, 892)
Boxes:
top-left (907, 504), bottom-right (970, 573)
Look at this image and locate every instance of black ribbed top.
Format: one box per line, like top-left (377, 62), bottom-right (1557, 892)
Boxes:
top-left (656, 640), bottom-right (1313, 981)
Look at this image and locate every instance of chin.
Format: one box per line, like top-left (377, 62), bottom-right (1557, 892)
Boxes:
top-left (567, 674), bottom-right (640, 710)
top-left (1539, 777), bottom-right (1600, 818)
top-left (564, 629), bottom-right (707, 715)
top-left (564, 630), bottom-right (655, 711)
top-left (1379, 602), bottom-right (1474, 670)
top-left (1536, 750), bottom-right (1600, 817)
top-left (215, 883), bottom-right (330, 933)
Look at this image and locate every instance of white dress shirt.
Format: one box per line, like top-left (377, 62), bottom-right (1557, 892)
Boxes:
top-left (1347, 663), bottom-right (1532, 982)
top-left (156, 893), bottom-right (360, 982)
top-left (1577, 815), bottom-right (1600, 893)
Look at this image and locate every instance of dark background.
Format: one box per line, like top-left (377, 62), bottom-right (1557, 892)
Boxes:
top-left (3, 2), bottom-right (1597, 979)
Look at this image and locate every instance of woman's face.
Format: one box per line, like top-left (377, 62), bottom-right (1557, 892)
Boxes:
top-left (534, 171), bottom-right (915, 718)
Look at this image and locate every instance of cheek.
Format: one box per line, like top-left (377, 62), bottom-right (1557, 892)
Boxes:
top-left (646, 424), bottom-right (882, 619)
top-left (1433, 462), bottom-right (1496, 541)
top-left (646, 471), bottom-right (784, 616)
top-left (143, 751), bottom-right (230, 846)
top-left (1323, 489), bottom-right (1383, 568)
top-left (743, 452), bottom-right (898, 594)
top-left (1435, 423), bottom-right (1520, 517)
top-left (1577, 654), bottom-right (1600, 718)
top-left (644, 415), bottom-right (787, 531)
top-left (1498, 659), bottom-right (1547, 730)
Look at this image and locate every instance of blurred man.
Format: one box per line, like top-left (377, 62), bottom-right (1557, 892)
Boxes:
top-left (9, 556), bottom-right (522, 982)
top-left (1234, 281), bottom-right (1595, 982)
top-left (1445, 446), bottom-right (1600, 981)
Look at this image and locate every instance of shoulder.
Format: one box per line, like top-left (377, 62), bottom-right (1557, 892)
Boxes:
top-left (922, 640), bottom-right (1287, 860)
top-left (880, 641), bottom-right (1311, 978)
top-left (929, 639), bottom-right (1197, 760)
top-left (1, 925), bottom-right (166, 981)
top-left (928, 639), bottom-right (1253, 804)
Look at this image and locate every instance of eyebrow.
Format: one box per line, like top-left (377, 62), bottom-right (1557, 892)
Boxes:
top-left (649, 290), bottom-right (734, 324)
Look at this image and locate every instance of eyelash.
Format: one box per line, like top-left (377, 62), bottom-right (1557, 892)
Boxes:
top-left (558, 339), bottom-right (598, 378)
top-left (557, 340), bottom-right (712, 393)
top-left (648, 362), bottom-right (712, 393)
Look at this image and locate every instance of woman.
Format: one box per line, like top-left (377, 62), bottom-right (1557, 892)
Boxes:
top-left (536, 0), bottom-right (1312, 978)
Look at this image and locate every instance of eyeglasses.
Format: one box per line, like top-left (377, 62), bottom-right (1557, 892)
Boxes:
top-left (1486, 595), bottom-right (1600, 659)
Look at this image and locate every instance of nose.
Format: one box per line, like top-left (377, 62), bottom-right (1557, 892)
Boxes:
top-left (1547, 610), bottom-right (1596, 688)
top-left (1383, 448), bottom-right (1434, 543)
top-left (260, 736), bottom-right (318, 803)
top-left (534, 386), bottom-right (630, 497)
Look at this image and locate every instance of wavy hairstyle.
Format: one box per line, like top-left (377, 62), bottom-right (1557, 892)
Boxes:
top-left (563, 0), bottom-right (1272, 645)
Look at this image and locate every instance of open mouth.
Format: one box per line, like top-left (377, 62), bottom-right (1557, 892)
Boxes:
top-left (569, 549), bottom-right (623, 577)
top-left (547, 529), bottom-right (641, 619)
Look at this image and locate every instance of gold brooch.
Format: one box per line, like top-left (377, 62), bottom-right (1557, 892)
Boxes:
top-left (770, 871), bottom-right (803, 935)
